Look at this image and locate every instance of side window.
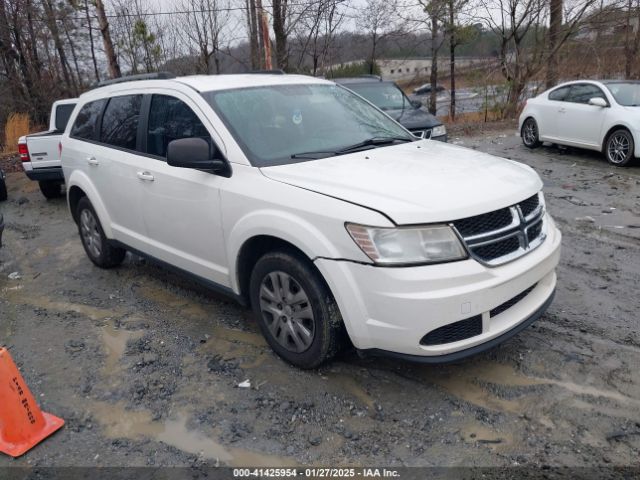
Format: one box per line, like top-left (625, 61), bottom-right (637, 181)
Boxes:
top-left (100, 94), bottom-right (143, 150)
top-left (548, 86), bottom-right (570, 101)
top-left (54, 104), bottom-right (75, 132)
top-left (566, 84), bottom-right (607, 104)
top-left (70, 99), bottom-right (106, 140)
top-left (147, 95), bottom-right (212, 158)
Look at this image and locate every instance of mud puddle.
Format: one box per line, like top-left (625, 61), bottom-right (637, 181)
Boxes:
top-left (90, 401), bottom-right (295, 466)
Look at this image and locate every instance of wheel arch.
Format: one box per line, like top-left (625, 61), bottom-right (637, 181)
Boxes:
top-left (66, 170), bottom-right (114, 237)
top-left (601, 124), bottom-right (634, 153)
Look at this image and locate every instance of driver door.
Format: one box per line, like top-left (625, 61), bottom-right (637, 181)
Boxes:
top-left (557, 84), bottom-right (608, 148)
top-left (136, 93), bottom-right (229, 286)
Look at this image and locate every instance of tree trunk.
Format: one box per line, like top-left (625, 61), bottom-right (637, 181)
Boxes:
top-left (545, 0), bottom-right (562, 88)
top-left (246, 0), bottom-right (260, 69)
top-left (41, 0), bottom-right (73, 91)
top-left (429, 16), bottom-right (439, 115)
top-left (95, 0), bottom-right (121, 78)
top-left (272, 0), bottom-right (288, 71)
top-left (85, 0), bottom-right (100, 82)
top-left (448, 0), bottom-right (456, 121)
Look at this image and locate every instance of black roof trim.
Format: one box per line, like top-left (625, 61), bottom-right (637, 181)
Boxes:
top-left (91, 72), bottom-right (176, 89)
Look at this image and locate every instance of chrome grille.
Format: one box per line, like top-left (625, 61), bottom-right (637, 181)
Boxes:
top-left (411, 128), bottom-right (432, 139)
top-left (452, 193), bottom-right (546, 266)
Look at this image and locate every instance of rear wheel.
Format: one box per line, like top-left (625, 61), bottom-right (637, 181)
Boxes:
top-left (521, 118), bottom-right (542, 148)
top-left (76, 197), bottom-right (126, 268)
top-left (605, 129), bottom-right (635, 166)
top-left (249, 250), bottom-right (345, 369)
top-left (39, 180), bottom-right (64, 199)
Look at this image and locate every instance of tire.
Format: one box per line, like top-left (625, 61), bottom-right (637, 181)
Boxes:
top-left (76, 196), bottom-right (126, 268)
top-left (39, 180), bottom-right (64, 199)
top-left (249, 250), bottom-right (345, 369)
top-left (604, 129), bottom-right (635, 167)
top-left (521, 117), bottom-right (542, 149)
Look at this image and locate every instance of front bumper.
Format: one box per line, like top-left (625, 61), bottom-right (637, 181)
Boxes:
top-left (315, 214), bottom-right (561, 359)
top-left (431, 134), bottom-right (448, 142)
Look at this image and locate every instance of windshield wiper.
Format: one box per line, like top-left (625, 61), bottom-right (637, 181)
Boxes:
top-left (291, 136), bottom-right (414, 160)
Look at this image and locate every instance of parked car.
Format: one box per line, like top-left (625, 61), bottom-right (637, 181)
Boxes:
top-left (62, 73), bottom-right (561, 369)
top-left (519, 80), bottom-right (640, 166)
top-left (413, 83), bottom-right (446, 96)
top-left (335, 77), bottom-right (447, 141)
top-left (18, 98), bottom-right (77, 198)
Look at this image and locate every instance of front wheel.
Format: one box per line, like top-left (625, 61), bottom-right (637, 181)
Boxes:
top-left (521, 118), bottom-right (542, 149)
top-left (76, 197), bottom-right (126, 268)
top-left (605, 129), bottom-right (635, 166)
top-left (249, 251), bottom-right (345, 369)
top-left (39, 180), bottom-right (64, 199)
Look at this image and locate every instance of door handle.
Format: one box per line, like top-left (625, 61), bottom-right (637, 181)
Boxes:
top-left (558, 108), bottom-right (566, 114)
top-left (136, 171), bottom-right (155, 182)
top-left (87, 156), bottom-right (99, 166)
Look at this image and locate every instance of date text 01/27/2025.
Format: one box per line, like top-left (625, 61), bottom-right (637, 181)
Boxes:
top-left (232, 468), bottom-right (401, 478)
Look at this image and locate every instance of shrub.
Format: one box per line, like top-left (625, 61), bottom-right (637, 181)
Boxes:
top-left (3, 113), bottom-right (30, 153)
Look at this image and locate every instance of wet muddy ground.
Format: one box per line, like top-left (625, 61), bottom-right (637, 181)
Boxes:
top-left (1, 131), bottom-right (639, 469)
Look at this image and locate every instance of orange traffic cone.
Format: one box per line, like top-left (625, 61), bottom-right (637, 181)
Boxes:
top-left (0, 347), bottom-right (64, 457)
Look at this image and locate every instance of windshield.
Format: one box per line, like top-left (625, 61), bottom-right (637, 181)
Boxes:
top-left (605, 82), bottom-right (640, 106)
top-left (347, 83), bottom-right (408, 110)
top-left (202, 84), bottom-right (411, 167)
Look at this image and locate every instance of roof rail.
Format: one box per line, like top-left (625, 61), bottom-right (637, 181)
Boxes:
top-left (247, 69), bottom-right (286, 75)
top-left (93, 72), bottom-right (176, 89)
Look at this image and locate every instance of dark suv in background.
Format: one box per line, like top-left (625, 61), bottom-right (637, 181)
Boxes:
top-left (334, 76), bottom-right (447, 141)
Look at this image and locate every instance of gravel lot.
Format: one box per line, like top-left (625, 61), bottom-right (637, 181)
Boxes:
top-left (1, 130), bottom-right (639, 469)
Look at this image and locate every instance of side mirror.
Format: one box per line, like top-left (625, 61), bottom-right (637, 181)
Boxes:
top-left (167, 137), bottom-right (227, 174)
top-left (410, 99), bottom-right (423, 109)
top-left (588, 97), bottom-right (608, 107)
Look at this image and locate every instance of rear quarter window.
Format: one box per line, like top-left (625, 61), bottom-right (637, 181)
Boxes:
top-left (548, 86), bottom-right (570, 101)
top-left (70, 99), bottom-right (106, 140)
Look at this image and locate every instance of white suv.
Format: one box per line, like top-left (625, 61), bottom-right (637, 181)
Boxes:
top-left (62, 73), bottom-right (561, 368)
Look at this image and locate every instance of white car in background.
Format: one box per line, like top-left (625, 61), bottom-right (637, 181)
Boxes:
top-left (519, 80), bottom-right (640, 166)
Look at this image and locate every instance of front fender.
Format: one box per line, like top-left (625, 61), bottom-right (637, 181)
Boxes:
top-left (226, 209), bottom-right (357, 294)
top-left (66, 169), bottom-right (114, 238)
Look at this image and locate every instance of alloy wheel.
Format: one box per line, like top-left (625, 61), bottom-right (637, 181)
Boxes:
top-left (523, 120), bottom-right (538, 146)
top-left (258, 271), bottom-right (315, 353)
top-left (80, 209), bottom-right (102, 259)
top-left (607, 133), bottom-right (630, 164)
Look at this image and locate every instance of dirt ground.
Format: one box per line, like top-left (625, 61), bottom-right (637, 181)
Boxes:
top-left (1, 130), bottom-right (639, 470)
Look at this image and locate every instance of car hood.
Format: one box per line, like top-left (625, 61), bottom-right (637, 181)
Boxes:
top-left (261, 141), bottom-right (542, 225)
top-left (385, 107), bottom-right (441, 129)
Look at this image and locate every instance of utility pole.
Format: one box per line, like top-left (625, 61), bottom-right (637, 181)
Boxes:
top-left (256, 0), bottom-right (272, 69)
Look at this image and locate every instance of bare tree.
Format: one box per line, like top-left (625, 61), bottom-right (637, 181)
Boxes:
top-left (94, 0), bottom-right (121, 78)
top-left (476, 0), bottom-right (597, 117)
top-left (357, 0), bottom-right (402, 74)
top-left (545, 0), bottom-right (562, 87)
top-left (624, 0), bottom-right (640, 78)
top-left (177, 0), bottom-right (233, 74)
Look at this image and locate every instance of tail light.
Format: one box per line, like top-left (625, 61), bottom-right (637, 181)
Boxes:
top-left (18, 142), bottom-right (30, 163)
top-left (58, 141), bottom-right (62, 157)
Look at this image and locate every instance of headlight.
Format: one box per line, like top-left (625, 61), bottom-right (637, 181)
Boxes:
top-left (346, 223), bottom-right (467, 265)
top-left (432, 125), bottom-right (447, 137)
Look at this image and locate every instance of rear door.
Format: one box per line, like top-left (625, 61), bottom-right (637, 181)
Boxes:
top-left (556, 83), bottom-right (608, 148)
top-left (136, 93), bottom-right (229, 285)
top-left (92, 93), bottom-right (148, 249)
